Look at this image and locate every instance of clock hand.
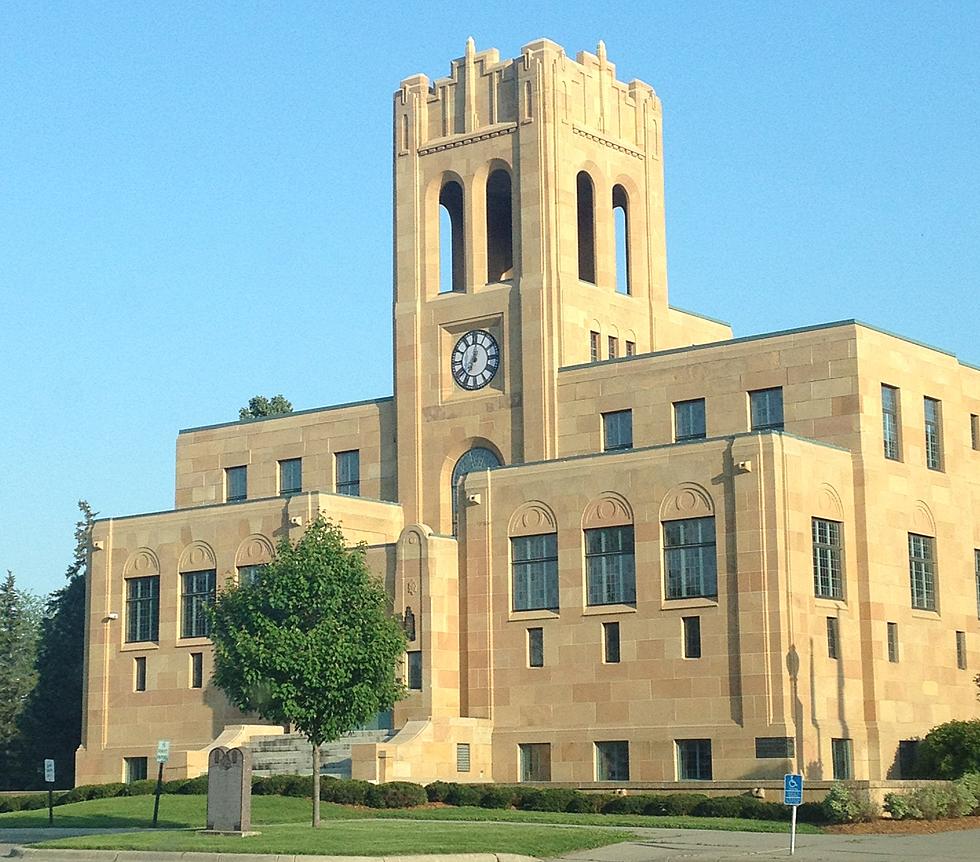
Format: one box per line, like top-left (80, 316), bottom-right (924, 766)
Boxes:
top-left (466, 348), bottom-right (476, 372)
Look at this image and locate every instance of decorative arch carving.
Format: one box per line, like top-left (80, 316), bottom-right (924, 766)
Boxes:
top-left (659, 483), bottom-right (714, 521)
top-left (912, 501), bottom-right (936, 536)
top-left (509, 501), bottom-right (558, 537)
top-left (123, 548), bottom-right (160, 577)
top-left (582, 492), bottom-right (634, 529)
top-left (235, 534), bottom-right (274, 567)
top-left (178, 541), bottom-right (217, 572)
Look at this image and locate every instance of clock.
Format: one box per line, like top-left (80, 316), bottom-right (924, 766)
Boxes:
top-left (451, 329), bottom-right (501, 390)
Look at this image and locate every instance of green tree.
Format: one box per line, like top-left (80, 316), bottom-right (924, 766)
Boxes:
top-left (14, 500), bottom-right (95, 789)
top-left (914, 719), bottom-right (980, 778)
top-left (239, 394), bottom-right (293, 420)
top-left (210, 516), bottom-right (406, 826)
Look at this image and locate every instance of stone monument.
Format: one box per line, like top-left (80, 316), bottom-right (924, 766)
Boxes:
top-left (204, 746), bottom-right (255, 835)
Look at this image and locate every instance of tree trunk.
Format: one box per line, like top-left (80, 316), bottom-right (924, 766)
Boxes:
top-left (311, 740), bottom-right (320, 828)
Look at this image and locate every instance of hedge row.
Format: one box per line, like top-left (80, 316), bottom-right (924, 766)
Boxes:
top-left (884, 773), bottom-right (980, 821)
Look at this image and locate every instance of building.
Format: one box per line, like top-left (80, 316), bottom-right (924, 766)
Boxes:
top-left (77, 38), bottom-right (980, 788)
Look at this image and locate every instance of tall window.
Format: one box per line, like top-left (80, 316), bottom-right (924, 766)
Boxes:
top-left (625, 340), bottom-right (636, 356)
top-left (486, 169), bottom-right (513, 282)
top-left (527, 628), bottom-right (544, 667)
top-left (451, 447), bottom-right (502, 534)
top-left (682, 616), bottom-right (701, 659)
top-left (676, 739), bottom-right (712, 780)
top-left (750, 388), bottom-right (784, 431)
top-left (826, 617), bottom-right (840, 660)
top-left (407, 651), bottom-right (422, 690)
top-left (908, 533), bottom-right (936, 611)
top-left (279, 458), bottom-right (302, 496)
top-left (590, 331), bottom-right (600, 362)
top-left (975, 550), bottom-right (980, 619)
top-left (576, 171), bottom-right (596, 283)
top-left (134, 656), bottom-right (146, 692)
top-left (595, 741), bottom-right (629, 781)
top-left (971, 414), bottom-right (979, 451)
top-left (603, 621), bottom-right (621, 663)
top-left (812, 518), bottom-right (844, 599)
top-left (956, 631), bottom-right (967, 670)
top-left (126, 576), bottom-right (159, 643)
top-left (881, 385), bottom-right (901, 460)
top-left (585, 526), bottom-right (636, 606)
top-left (831, 738), bottom-right (853, 779)
top-left (924, 397), bottom-right (943, 470)
top-left (887, 622), bottom-right (899, 663)
top-left (674, 399), bottom-right (706, 442)
top-left (612, 184), bottom-right (630, 295)
top-left (237, 564), bottom-right (265, 587)
top-left (191, 652), bottom-right (204, 689)
top-left (519, 743), bottom-right (551, 782)
top-left (181, 570), bottom-right (216, 638)
top-left (225, 465), bottom-right (247, 502)
top-left (602, 410), bottom-right (632, 451)
top-left (125, 757), bottom-right (148, 783)
top-left (607, 336), bottom-right (618, 359)
top-left (664, 517), bottom-right (717, 599)
top-left (439, 180), bottom-right (465, 293)
top-left (512, 533), bottom-right (559, 612)
top-left (335, 450), bottom-right (360, 497)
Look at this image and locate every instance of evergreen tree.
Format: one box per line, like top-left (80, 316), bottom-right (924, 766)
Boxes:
top-left (238, 394), bottom-right (293, 420)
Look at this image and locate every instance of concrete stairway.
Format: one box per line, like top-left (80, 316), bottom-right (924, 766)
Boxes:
top-left (250, 730), bottom-right (394, 778)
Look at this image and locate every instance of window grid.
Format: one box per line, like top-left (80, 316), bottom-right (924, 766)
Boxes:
top-left (956, 631), bottom-right (967, 670)
top-left (812, 518), bottom-right (844, 599)
top-left (225, 465), bottom-right (247, 502)
top-left (749, 387), bottom-right (784, 431)
top-left (831, 738), bottom-right (853, 779)
top-left (528, 628), bottom-right (544, 668)
top-left (924, 397), bottom-right (943, 470)
top-left (608, 336), bottom-right (618, 359)
top-left (512, 533), bottom-right (559, 611)
top-left (237, 564), bottom-right (265, 587)
top-left (590, 331), bottom-right (600, 362)
top-left (181, 570), bottom-right (216, 639)
top-left (191, 652), bottom-right (203, 689)
top-left (908, 533), bottom-right (937, 611)
top-left (826, 617), bottom-right (840, 660)
top-left (126, 577), bottom-right (159, 643)
top-left (887, 622), bottom-right (899, 663)
top-left (279, 458), bottom-right (302, 496)
top-left (124, 757), bottom-right (148, 783)
top-left (407, 651), bottom-right (422, 690)
top-left (664, 517), bottom-right (717, 599)
top-left (456, 743), bottom-right (471, 773)
top-left (625, 340), bottom-right (636, 357)
top-left (134, 656), bottom-right (146, 692)
top-left (585, 526), bottom-right (636, 606)
top-left (603, 621), bottom-right (621, 663)
top-left (683, 616), bottom-right (701, 659)
top-left (975, 550), bottom-right (980, 619)
top-left (595, 741), bottom-right (630, 781)
top-left (676, 739), bottom-right (712, 780)
top-left (335, 450), bottom-right (360, 497)
top-left (519, 743), bottom-right (551, 782)
top-left (674, 399), bottom-right (706, 442)
top-left (602, 410), bottom-right (633, 451)
top-left (972, 414), bottom-right (979, 451)
top-left (881, 385), bottom-right (901, 460)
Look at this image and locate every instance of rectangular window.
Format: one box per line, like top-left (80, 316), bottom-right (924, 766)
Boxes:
top-left (676, 739), bottom-right (712, 780)
top-left (831, 738), bottom-right (853, 779)
top-left (585, 526), bottom-right (636, 606)
top-left (755, 737), bottom-right (795, 759)
top-left (887, 622), bottom-right (899, 663)
top-left (407, 651), bottom-right (422, 690)
top-left (898, 740), bottom-right (919, 779)
top-left (603, 621), bottom-right (621, 663)
top-left (908, 533), bottom-right (937, 611)
top-left (335, 450), bottom-right (360, 497)
top-left (181, 570), bottom-right (216, 639)
top-left (279, 457), bottom-right (302, 496)
top-left (812, 518), bottom-right (844, 599)
top-left (608, 336), bottom-right (618, 359)
top-left (664, 517), bottom-right (717, 599)
top-left (527, 627), bottom-right (544, 668)
top-left (976, 550), bottom-right (980, 619)
top-left (225, 465), bottom-right (247, 502)
top-left (124, 757), bottom-right (148, 783)
top-left (924, 397), bottom-right (943, 470)
top-left (237, 564), bottom-right (265, 587)
top-left (602, 409), bottom-right (633, 451)
top-left (682, 616), bottom-right (701, 659)
top-left (126, 576), bottom-right (159, 643)
top-left (191, 652), bottom-right (203, 689)
top-left (590, 331), bottom-right (600, 362)
top-left (826, 617), bottom-right (840, 660)
top-left (519, 743), bottom-right (551, 782)
top-left (972, 414), bottom-right (979, 451)
top-left (456, 743), bottom-right (471, 773)
top-left (881, 384), bottom-right (901, 460)
top-left (674, 398), bottom-right (706, 442)
top-left (595, 741), bottom-right (630, 781)
top-left (134, 656), bottom-right (146, 692)
top-left (625, 340), bottom-right (636, 357)
top-left (957, 631), bottom-right (967, 670)
top-left (749, 387), bottom-right (784, 431)
top-left (511, 533), bottom-right (559, 611)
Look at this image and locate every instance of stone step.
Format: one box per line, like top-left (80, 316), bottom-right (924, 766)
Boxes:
top-left (250, 729), bottom-right (394, 778)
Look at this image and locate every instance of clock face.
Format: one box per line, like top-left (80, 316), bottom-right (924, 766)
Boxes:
top-left (451, 329), bottom-right (501, 390)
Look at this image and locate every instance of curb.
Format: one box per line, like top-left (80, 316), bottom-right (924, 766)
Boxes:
top-left (9, 851), bottom-right (538, 862)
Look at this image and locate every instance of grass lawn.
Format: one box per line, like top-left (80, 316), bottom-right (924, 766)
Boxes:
top-left (35, 821), bottom-right (632, 857)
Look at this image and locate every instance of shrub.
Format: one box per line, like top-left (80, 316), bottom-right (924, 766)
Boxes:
top-left (125, 779), bottom-right (159, 796)
top-left (0, 797), bottom-right (23, 813)
top-left (425, 780), bottom-right (453, 803)
top-left (281, 775), bottom-right (314, 798)
top-left (914, 720), bottom-right (980, 779)
top-left (175, 775), bottom-right (209, 795)
top-left (365, 781), bottom-right (427, 809)
top-left (16, 795), bottom-right (49, 811)
top-left (795, 801), bottom-right (826, 824)
top-left (600, 795), bottom-right (647, 815)
top-left (954, 773), bottom-right (980, 814)
top-left (62, 783), bottom-right (128, 803)
top-left (659, 793), bottom-right (709, 816)
top-left (739, 798), bottom-right (791, 821)
top-left (884, 792), bottom-right (919, 820)
top-left (514, 787), bottom-right (580, 812)
top-left (479, 785), bottom-right (517, 809)
top-left (445, 783), bottom-right (485, 807)
top-left (566, 793), bottom-right (604, 813)
top-left (162, 779), bottom-right (190, 794)
top-left (319, 778), bottom-right (371, 805)
top-left (692, 796), bottom-right (745, 818)
top-left (821, 783), bottom-right (878, 823)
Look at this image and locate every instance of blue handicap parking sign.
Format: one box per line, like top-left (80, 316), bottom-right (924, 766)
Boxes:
top-left (783, 773), bottom-right (803, 806)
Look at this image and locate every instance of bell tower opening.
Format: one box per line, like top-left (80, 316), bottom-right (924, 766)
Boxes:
top-left (486, 168), bottom-right (514, 283)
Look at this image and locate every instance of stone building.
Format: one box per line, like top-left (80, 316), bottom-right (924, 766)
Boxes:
top-left (77, 38), bottom-right (980, 787)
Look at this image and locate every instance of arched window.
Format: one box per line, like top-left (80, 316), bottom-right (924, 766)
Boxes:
top-left (486, 169), bottom-right (513, 282)
top-left (576, 171), bottom-right (596, 284)
top-left (612, 184), bottom-right (630, 295)
top-left (451, 446), bottom-right (502, 533)
top-left (439, 180), bottom-right (465, 293)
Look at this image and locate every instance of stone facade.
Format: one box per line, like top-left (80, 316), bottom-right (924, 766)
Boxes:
top-left (76, 39), bottom-right (980, 787)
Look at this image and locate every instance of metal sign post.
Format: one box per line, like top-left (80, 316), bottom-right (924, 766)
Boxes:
top-left (152, 741), bottom-right (170, 828)
top-left (783, 773), bottom-right (803, 855)
top-left (43, 760), bottom-right (55, 824)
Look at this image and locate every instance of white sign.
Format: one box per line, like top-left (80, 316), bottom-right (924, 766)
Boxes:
top-left (43, 759), bottom-right (55, 783)
top-left (156, 740), bottom-right (170, 764)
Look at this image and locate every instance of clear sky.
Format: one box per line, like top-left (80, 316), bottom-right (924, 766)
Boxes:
top-left (2, 2), bottom-right (978, 597)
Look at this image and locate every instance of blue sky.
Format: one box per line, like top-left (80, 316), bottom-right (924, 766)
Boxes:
top-left (2, 2), bottom-right (978, 597)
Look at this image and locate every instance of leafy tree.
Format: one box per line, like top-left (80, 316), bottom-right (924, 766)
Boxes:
top-left (14, 500), bottom-right (95, 789)
top-left (239, 394), bottom-right (293, 420)
top-left (210, 516), bottom-right (406, 826)
top-left (914, 719), bottom-right (980, 779)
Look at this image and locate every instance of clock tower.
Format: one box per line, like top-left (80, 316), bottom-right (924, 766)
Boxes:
top-left (392, 38), bottom-right (670, 533)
